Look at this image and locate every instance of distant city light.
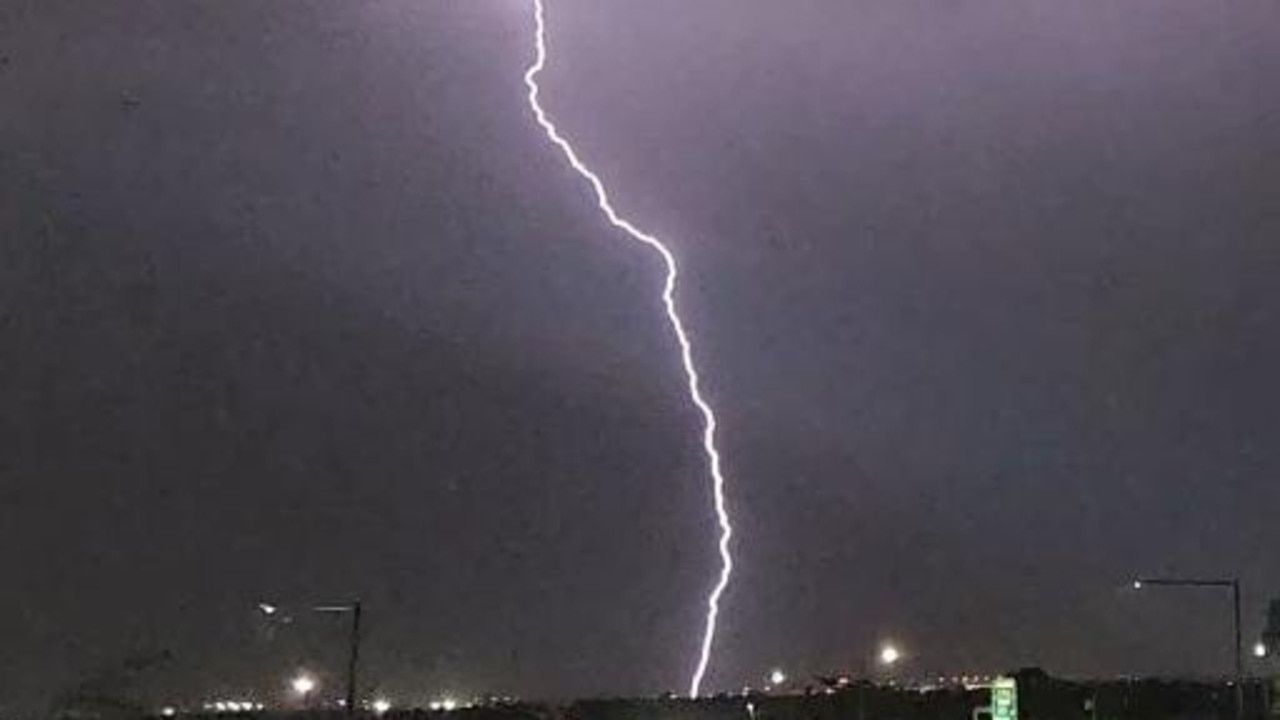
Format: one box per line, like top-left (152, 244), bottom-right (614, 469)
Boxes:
top-left (291, 673), bottom-right (317, 697)
top-left (1255, 642), bottom-right (1268, 658)
top-left (372, 699), bottom-right (392, 714)
top-left (430, 698), bottom-right (459, 712)
top-left (879, 643), bottom-right (902, 666)
top-left (768, 668), bottom-right (786, 686)
top-left (161, 707), bottom-right (176, 717)
top-left (1132, 580), bottom-right (1143, 590)
top-left (258, 602), bottom-right (278, 616)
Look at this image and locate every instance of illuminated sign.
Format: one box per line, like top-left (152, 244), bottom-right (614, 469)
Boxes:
top-left (991, 677), bottom-right (1018, 720)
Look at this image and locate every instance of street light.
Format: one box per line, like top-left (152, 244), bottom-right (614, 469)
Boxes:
top-left (262, 600), bottom-right (363, 717)
top-left (314, 601), bottom-right (363, 719)
top-left (1132, 577), bottom-right (1243, 719)
top-left (291, 673), bottom-right (317, 697)
top-left (768, 668), bottom-right (787, 686)
top-left (1254, 642), bottom-right (1268, 659)
top-left (878, 643), bottom-right (902, 667)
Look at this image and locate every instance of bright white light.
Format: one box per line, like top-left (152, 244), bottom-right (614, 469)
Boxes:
top-left (291, 674), bottom-right (316, 697)
top-left (768, 669), bottom-right (786, 686)
top-left (1132, 580), bottom-right (1143, 590)
top-left (214, 702), bottom-right (228, 712)
top-left (373, 699), bottom-right (392, 714)
top-left (880, 643), bottom-right (902, 666)
top-left (258, 602), bottom-right (278, 616)
top-left (523, 0), bottom-right (734, 697)
top-left (161, 707), bottom-right (177, 717)
top-left (429, 698), bottom-right (459, 713)
top-left (1255, 642), bottom-right (1268, 658)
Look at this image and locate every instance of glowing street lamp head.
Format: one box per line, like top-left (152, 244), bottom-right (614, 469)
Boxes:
top-left (1255, 642), bottom-right (1268, 659)
top-left (1132, 580), bottom-right (1144, 590)
top-left (372, 699), bottom-right (392, 714)
top-left (879, 643), bottom-right (902, 666)
top-left (768, 668), bottom-right (786, 686)
top-left (291, 674), bottom-right (316, 697)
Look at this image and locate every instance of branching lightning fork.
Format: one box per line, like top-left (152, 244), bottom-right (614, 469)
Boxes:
top-left (522, 0), bottom-right (734, 698)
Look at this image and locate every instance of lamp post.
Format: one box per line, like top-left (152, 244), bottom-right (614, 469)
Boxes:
top-left (315, 601), bottom-right (362, 718)
top-left (1132, 577), bottom-right (1243, 719)
top-left (260, 599), bottom-right (363, 716)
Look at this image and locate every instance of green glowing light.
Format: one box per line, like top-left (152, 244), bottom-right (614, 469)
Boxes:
top-left (991, 677), bottom-right (1018, 720)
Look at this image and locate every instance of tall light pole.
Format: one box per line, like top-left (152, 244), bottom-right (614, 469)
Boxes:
top-left (315, 601), bottom-right (362, 718)
top-left (1132, 577), bottom-right (1243, 719)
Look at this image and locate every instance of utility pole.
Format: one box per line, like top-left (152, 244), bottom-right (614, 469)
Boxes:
top-left (1233, 580), bottom-right (1244, 720)
top-left (316, 601), bottom-right (362, 717)
top-left (1133, 578), bottom-right (1245, 720)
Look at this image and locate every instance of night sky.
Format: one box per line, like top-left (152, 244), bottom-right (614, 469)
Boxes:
top-left (3, 0), bottom-right (1280, 712)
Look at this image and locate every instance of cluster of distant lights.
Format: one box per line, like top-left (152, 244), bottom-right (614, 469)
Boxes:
top-left (161, 672), bottom-right (406, 717)
top-left (769, 643), bottom-right (902, 678)
top-left (156, 602), bottom-right (531, 719)
top-left (930, 675), bottom-right (999, 688)
top-left (194, 701), bottom-right (266, 714)
top-left (158, 673), bottom-right (478, 718)
top-left (158, 634), bottom-right (1274, 718)
top-left (166, 698), bottom-right (400, 717)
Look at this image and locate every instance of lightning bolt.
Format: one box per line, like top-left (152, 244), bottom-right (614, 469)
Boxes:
top-left (522, 0), bottom-right (733, 698)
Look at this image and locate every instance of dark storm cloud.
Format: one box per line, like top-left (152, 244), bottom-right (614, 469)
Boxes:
top-left (3, 0), bottom-right (1279, 712)
top-left (544, 0), bottom-right (1279, 682)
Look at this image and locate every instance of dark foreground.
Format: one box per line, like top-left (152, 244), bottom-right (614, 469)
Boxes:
top-left (125, 672), bottom-right (1276, 720)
